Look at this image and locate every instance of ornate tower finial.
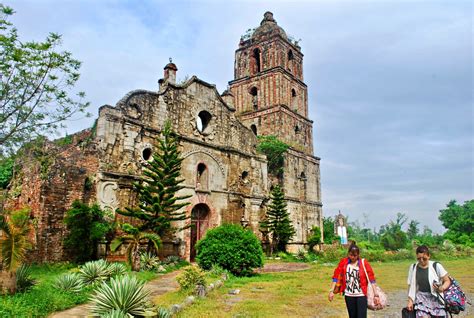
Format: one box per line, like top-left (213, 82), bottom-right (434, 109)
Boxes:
top-left (169, 57), bottom-right (172, 63)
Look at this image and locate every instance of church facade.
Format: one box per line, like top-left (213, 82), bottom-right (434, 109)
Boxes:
top-left (5, 12), bottom-right (322, 262)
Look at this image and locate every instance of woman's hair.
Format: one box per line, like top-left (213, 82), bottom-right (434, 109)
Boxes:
top-left (416, 245), bottom-right (430, 255)
top-left (347, 242), bottom-right (359, 255)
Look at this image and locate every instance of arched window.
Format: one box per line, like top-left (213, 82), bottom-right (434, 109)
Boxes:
top-left (196, 111), bottom-right (212, 133)
top-left (196, 163), bottom-right (209, 191)
top-left (250, 124), bottom-right (257, 136)
top-left (288, 50), bottom-right (294, 61)
top-left (253, 48), bottom-right (261, 73)
top-left (291, 88), bottom-right (297, 110)
top-left (142, 148), bottom-right (152, 161)
top-left (250, 86), bottom-right (258, 110)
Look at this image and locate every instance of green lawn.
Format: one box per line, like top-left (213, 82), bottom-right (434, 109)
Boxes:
top-left (152, 258), bottom-right (474, 318)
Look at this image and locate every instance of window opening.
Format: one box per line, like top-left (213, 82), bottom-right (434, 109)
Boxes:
top-left (253, 48), bottom-right (261, 73)
top-left (250, 124), bottom-right (257, 136)
top-left (197, 111), bottom-right (212, 133)
top-left (196, 163), bottom-right (209, 190)
top-left (142, 148), bottom-right (152, 161)
top-left (250, 87), bottom-right (258, 110)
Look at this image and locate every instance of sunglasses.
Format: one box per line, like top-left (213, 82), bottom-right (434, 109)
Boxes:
top-left (417, 256), bottom-right (428, 261)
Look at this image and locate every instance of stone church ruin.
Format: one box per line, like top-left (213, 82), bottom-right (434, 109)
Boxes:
top-left (4, 12), bottom-right (323, 262)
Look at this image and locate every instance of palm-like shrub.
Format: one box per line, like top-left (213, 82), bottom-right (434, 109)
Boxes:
top-left (108, 262), bottom-right (127, 277)
top-left (100, 309), bottom-right (131, 318)
top-left (15, 264), bottom-right (35, 292)
top-left (196, 224), bottom-right (264, 276)
top-left (78, 259), bottom-right (111, 285)
top-left (53, 273), bottom-right (84, 293)
top-left (90, 275), bottom-right (151, 317)
top-left (111, 224), bottom-right (161, 271)
top-left (0, 208), bottom-right (31, 272)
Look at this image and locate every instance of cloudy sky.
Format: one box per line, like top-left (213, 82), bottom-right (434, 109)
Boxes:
top-left (8, 0), bottom-right (472, 233)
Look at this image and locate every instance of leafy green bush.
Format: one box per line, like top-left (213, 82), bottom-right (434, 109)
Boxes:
top-left (16, 264), bottom-right (36, 292)
top-left (53, 273), bottom-right (84, 293)
top-left (0, 156), bottom-right (14, 189)
top-left (314, 245), bottom-right (346, 262)
top-left (176, 266), bottom-right (206, 291)
top-left (63, 200), bottom-right (114, 263)
top-left (196, 224), bottom-right (264, 276)
top-left (256, 135), bottom-right (289, 177)
top-left (90, 275), bottom-right (151, 317)
top-left (307, 226), bottom-right (322, 251)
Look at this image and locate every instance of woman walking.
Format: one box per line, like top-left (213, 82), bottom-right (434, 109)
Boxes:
top-left (407, 245), bottom-right (450, 317)
top-left (328, 242), bottom-right (380, 318)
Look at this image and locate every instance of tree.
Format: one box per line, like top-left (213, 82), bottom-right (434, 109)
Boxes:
top-left (0, 5), bottom-right (90, 156)
top-left (63, 200), bottom-right (114, 263)
top-left (407, 219), bottom-right (420, 240)
top-left (116, 122), bottom-right (190, 243)
top-left (256, 135), bottom-right (289, 178)
top-left (439, 200), bottom-right (474, 246)
top-left (260, 185), bottom-right (295, 253)
top-left (380, 213), bottom-right (409, 251)
top-left (111, 224), bottom-right (161, 271)
top-left (322, 216), bottom-right (336, 244)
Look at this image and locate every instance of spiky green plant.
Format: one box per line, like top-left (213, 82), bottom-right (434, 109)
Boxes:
top-left (78, 259), bottom-right (111, 284)
top-left (90, 275), bottom-right (151, 317)
top-left (157, 307), bottom-right (171, 318)
top-left (53, 273), bottom-right (84, 293)
top-left (140, 252), bottom-right (160, 271)
top-left (108, 262), bottom-right (127, 277)
top-left (15, 264), bottom-right (35, 292)
top-left (100, 309), bottom-right (132, 318)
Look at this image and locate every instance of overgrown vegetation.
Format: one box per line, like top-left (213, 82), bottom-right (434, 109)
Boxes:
top-left (176, 266), bottom-right (206, 292)
top-left (63, 200), bottom-right (114, 263)
top-left (0, 156), bottom-right (14, 189)
top-left (196, 224), bottom-right (264, 276)
top-left (256, 135), bottom-right (289, 178)
top-left (439, 199), bottom-right (473, 247)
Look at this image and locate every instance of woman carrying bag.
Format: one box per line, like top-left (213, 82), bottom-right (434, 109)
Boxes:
top-left (328, 243), bottom-right (381, 318)
top-left (407, 245), bottom-right (450, 317)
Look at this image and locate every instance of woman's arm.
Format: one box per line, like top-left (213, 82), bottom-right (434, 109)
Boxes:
top-left (435, 274), bottom-right (450, 293)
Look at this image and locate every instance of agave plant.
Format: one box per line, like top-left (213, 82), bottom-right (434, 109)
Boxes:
top-left (90, 275), bottom-right (151, 317)
top-left (53, 273), bottom-right (84, 293)
top-left (156, 307), bottom-right (171, 318)
top-left (108, 262), bottom-right (127, 277)
top-left (78, 259), bottom-right (112, 284)
top-left (100, 309), bottom-right (132, 318)
top-left (140, 252), bottom-right (160, 271)
top-left (15, 264), bottom-right (36, 292)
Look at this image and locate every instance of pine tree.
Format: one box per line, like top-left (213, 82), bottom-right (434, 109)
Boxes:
top-left (117, 121), bottom-right (191, 240)
top-left (261, 185), bottom-right (295, 253)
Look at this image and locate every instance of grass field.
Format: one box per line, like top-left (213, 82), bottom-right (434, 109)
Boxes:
top-left (153, 258), bottom-right (474, 318)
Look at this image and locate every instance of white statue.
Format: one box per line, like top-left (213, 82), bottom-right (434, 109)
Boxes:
top-left (335, 211), bottom-right (348, 245)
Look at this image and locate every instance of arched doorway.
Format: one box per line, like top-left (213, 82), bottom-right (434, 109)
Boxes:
top-left (190, 203), bottom-right (210, 261)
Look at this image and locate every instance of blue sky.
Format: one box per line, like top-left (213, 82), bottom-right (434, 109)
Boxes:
top-left (8, 0), bottom-right (473, 233)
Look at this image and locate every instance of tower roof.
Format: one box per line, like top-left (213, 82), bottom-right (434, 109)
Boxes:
top-left (252, 12), bottom-right (287, 41)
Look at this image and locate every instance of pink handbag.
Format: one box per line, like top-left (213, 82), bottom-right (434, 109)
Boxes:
top-left (362, 259), bottom-right (388, 310)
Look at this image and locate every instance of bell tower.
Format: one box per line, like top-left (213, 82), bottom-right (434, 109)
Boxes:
top-left (229, 11), bottom-right (313, 154)
top-left (229, 12), bottom-right (323, 251)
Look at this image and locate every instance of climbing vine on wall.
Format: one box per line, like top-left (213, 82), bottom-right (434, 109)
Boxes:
top-left (256, 135), bottom-right (289, 178)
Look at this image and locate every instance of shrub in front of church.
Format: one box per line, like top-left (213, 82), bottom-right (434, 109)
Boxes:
top-left (176, 266), bottom-right (206, 292)
top-left (196, 224), bottom-right (264, 276)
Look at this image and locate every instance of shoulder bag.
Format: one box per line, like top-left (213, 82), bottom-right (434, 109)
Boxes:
top-left (362, 258), bottom-right (388, 310)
